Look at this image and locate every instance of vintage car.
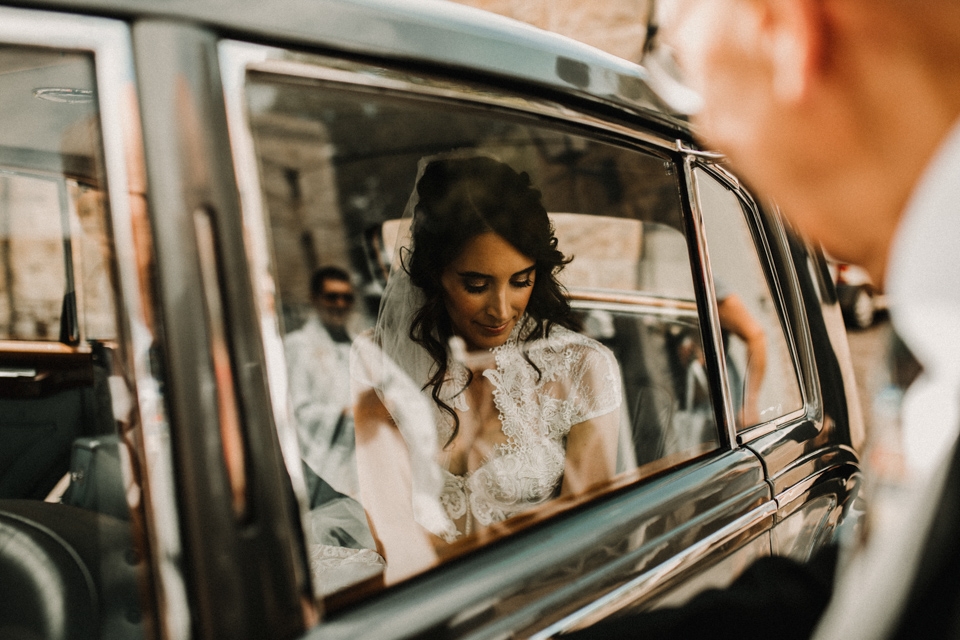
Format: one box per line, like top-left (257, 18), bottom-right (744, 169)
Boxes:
top-left (829, 260), bottom-right (888, 330)
top-left (0, 0), bottom-right (865, 638)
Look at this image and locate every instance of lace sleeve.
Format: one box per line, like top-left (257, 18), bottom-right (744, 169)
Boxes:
top-left (553, 335), bottom-right (623, 496)
top-left (563, 338), bottom-right (623, 427)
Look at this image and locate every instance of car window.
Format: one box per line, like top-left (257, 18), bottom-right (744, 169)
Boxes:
top-left (1, 174), bottom-right (69, 340)
top-left (0, 173), bottom-right (118, 342)
top-left (240, 63), bottom-right (721, 597)
top-left (0, 43), bottom-right (146, 639)
top-left (693, 167), bottom-right (803, 430)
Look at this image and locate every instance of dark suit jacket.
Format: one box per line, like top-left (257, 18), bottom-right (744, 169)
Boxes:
top-left (563, 432), bottom-right (960, 640)
top-left (561, 544), bottom-right (837, 640)
top-left (890, 434), bottom-right (960, 639)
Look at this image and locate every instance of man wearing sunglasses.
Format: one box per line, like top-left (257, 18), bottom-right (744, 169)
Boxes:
top-left (567, 1), bottom-right (960, 638)
top-left (285, 266), bottom-right (362, 502)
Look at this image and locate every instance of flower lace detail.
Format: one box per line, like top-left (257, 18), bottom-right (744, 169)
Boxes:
top-left (308, 545), bottom-right (385, 596)
top-left (431, 356), bottom-right (471, 445)
top-left (438, 322), bottom-right (621, 538)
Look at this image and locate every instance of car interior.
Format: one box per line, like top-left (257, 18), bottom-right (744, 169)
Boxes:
top-left (0, 45), bottom-right (144, 640)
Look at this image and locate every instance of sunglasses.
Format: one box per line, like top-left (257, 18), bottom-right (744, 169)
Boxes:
top-left (321, 292), bottom-right (355, 304)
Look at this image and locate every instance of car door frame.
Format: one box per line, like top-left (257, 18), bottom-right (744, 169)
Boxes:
top-left (0, 7), bottom-right (194, 639)
top-left (688, 160), bottom-right (861, 562)
top-left (129, 18), bottom-right (315, 640)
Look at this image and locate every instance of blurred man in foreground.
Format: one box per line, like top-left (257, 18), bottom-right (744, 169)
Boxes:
top-left (567, 0), bottom-right (960, 638)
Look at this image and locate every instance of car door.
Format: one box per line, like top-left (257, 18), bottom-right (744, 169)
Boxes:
top-left (219, 40), bottom-right (780, 639)
top-left (0, 8), bottom-right (162, 639)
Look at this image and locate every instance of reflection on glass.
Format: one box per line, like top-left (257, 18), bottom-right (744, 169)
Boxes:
top-left (0, 45), bottom-right (145, 639)
top-left (284, 265), bottom-right (385, 594)
top-left (244, 72), bottom-right (720, 597)
top-left (694, 168), bottom-right (803, 429)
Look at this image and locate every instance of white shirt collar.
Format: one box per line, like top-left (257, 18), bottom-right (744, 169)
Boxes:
top-left (885, 118), bottom-right (960, 478)
top-left (886, 117), bottom-right (960, 380)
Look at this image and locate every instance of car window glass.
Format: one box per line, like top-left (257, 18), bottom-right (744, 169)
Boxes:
top-left (0, 175), bottom-right (67, 339)
top-left (0, 174), bottom-right (118, 341)
top-left (0, 44), bottom-right (146, 639)
top-left (243, 70), bottom-right (721, 597)
top-left (693, 167), bottom-right (803, 430)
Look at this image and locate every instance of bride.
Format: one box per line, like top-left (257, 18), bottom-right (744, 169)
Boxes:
top-left (351, 154), bottom-right (623, 581)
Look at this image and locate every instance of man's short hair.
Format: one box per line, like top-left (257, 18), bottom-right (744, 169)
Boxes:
top-left (310, 265), bottom-right (352, 298)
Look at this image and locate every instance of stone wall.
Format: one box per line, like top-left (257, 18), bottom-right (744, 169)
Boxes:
top-left (448, 0), bottom-right (652, 62)
top-left (0, 176), bottom-right (116, 341)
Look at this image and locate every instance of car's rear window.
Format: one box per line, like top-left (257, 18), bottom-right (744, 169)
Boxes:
top-left (0, 42), bottom-right (147, 640)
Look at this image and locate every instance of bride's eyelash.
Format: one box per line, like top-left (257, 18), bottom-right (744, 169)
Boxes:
top-left (461, 274), bottom-right (532, 293)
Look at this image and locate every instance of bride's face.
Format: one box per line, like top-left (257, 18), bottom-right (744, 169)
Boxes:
top-left (440, 231), bottom-right (536, 352)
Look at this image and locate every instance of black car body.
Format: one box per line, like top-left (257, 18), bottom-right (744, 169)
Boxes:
top-left (0, 1), bottom-right (865, 638)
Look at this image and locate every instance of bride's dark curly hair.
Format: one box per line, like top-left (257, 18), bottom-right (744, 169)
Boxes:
top-left (403, 155), bottom-right (577, 443)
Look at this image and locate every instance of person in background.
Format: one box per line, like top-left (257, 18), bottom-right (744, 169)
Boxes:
top-left (286, 267), bottom-right (385, 592)
top-left (716, 289), bottom-right (767, 428)
top-left (567, 0), bottom-right (960, 638)
top-left (284, 265), bottom-right (361, 500)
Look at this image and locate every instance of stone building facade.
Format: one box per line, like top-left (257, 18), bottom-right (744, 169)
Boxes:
top-left (448, 0), bottom-right (652, 62)
top-left (0, 2), bottom-right (654, 342)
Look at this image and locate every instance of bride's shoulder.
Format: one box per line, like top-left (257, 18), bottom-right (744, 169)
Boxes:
top-left (526, 324), bottom-right (620, 387)
top-left (534, 323), bottom-right (614, 362)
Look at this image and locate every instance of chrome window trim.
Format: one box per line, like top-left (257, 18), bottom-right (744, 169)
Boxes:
top-left (218, 40), bottom-right (308, 516)
top-left (725, 194), bottom-right (819, 443)
top-left (0, 7), bottom-right (189, 639)
top-left (529, 501), bottom-right (778, 639)
top-left (734, 190), bottom-right (817, 427)
top-left (735, 418), bottom-right (790, 443)
top-left (687, 163), bottom-right (811, 444)
top-left (224, 42), bottom-right (678, 153)
top-left (684, 157), bottom-right (740, 450)
top-left (676, 139), bottom-right (726, 163)
top-left (765, 204), bottom-right (824, 423)
top-left (569, 295), bottom-right (698, 320)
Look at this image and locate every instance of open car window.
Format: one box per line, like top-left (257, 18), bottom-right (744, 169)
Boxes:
top-left (238, 59), bottom-right (723, 600)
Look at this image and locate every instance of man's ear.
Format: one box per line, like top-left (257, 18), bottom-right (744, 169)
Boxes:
top-left (761, 0), bottom-right (826, 103)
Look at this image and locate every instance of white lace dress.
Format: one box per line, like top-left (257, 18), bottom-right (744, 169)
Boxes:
top-left (434, 323), bottom-right (622, 540)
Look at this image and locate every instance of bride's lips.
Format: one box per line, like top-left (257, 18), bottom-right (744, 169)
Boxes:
top-left (477, 320), bottom-right (511, 336)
